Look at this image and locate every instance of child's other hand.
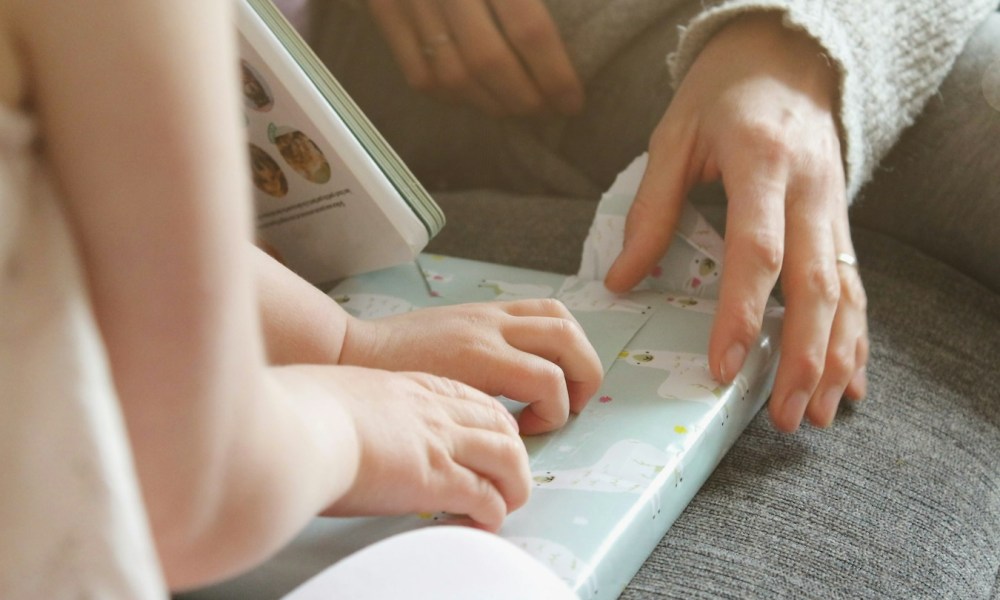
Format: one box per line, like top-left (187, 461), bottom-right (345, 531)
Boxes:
top-left (341, 299), bottom-right (603, 435)
top-left (318, 366), bottom-right (530, 531)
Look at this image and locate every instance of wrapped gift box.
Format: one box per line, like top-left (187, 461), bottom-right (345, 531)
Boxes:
top-left (181, 155), bottom-right (783, 599)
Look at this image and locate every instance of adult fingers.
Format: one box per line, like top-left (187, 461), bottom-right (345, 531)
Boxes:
top-left (845, 338), bottom-right (869, 401)
top-left (402, 0), bottom-right (505, 115)
top-left (832, 202), bottom-right (869, 404)
top-left (439, 0), bottom-right (547, 115)
top-left (768, 173), bottom-right (841, 433)
top-left (707, 149), bottom-right (787, 385)
top-left (368, 0), bottom-right (437, 96)
top-left (488, 0), bottom-right (584, 114)
top-left (604, 118), bottom-right (695, 294)
top-left (805, 207), bottom-right (869, 426)
top-left (803, 266), bottom-right (866, 427)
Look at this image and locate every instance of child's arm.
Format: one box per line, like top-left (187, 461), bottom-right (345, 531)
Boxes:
top-left (16, 0), bottom-right (526, 589)
top-left (253, 244), bottom-right (350, 365)
top-left (254, 248), bottom-right (604, 435)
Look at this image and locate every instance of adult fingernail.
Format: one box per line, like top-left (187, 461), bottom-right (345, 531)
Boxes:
top-left (820, 388), bottom-right (843, 415)
top-left (847, 367), bottom-right (867, 401)
top-left (786, 390), bottom-right (811, 415)
top-left (774, 390), bottom-right (811, 432)
top-left (721, 344), bottom-right (747, 382)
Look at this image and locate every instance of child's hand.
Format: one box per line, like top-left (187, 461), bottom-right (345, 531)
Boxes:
top-left (340, 299), bottom-right (603, 435)
top-left (318, 366), bottom-right (530, 531)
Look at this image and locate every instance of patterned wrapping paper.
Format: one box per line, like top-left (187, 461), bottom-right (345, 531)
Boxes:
top-left (188, 154), bottom-right (784, 599)
top-left (321, 246), bottom-right (781, 598)
top-left (309, 154), bottom-right (784, 598)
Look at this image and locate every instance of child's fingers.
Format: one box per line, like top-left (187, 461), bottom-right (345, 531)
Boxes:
top-left (430, 464), bottom-right (509, 533)
top-left (410, 300), bottom-right (602, 434)
top-left (450, 350), bottom-right (572, 435)
top-left (417, 373), bottom-right (521, 435)
top-left (419, 351), bottom-right (573, 436)
top-left (500, 297), bottom-right (579, 320)
top-left (499, 299), bottom-right (603, 411)
top-left (492, 353), bottom-right (572, 435)
top-left (452, 428), bottom-right (531, 515)
top-left (500, 315), bottom-right (603, 413)
top-left (421, 388), bottom-right (530, 529)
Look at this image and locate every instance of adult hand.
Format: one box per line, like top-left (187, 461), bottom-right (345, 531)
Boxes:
top-left (341, 298), bottom-right (603, 435)
top-left (605, 13), bottom-right (869, 432)
top-left (366, 0), bottom-right (584, 116)
top-left (319, 366), bottom-right (530, 532)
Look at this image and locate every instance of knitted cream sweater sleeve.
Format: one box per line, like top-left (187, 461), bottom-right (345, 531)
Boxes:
top-left (667, 1), bottom-right (998, 200)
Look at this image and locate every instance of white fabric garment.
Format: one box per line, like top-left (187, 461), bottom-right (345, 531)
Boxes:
top-left (284, 526), bottom-right (578, 600)
top-left (0, 105), bottom-right (165, 598)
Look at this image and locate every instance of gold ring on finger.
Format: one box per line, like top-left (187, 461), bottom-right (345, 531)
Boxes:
top-left (835, 253), bottom-right (858, 268)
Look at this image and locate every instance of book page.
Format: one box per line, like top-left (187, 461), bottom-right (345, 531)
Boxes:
top-left (237, 2), bottom-right (430, 286)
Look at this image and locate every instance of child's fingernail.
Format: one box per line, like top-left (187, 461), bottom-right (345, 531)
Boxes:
top-left (721, 344), bottom-right (747, 382)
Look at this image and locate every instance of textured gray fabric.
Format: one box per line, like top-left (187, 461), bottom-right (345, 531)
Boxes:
top-left (850, 14), bottom-right (1000, 293)
top-left (426, 190), bottom-right (596, 274)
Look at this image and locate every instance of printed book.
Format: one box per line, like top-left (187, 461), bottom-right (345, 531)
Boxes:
top-left (236, 0), bottom-right (444, 287)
